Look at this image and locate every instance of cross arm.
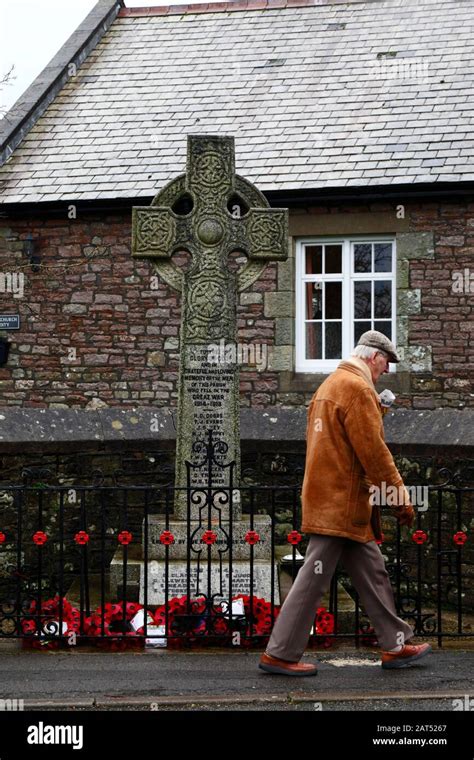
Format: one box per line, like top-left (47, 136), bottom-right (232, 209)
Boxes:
top-left (131, 207), bottom-right (191, 259)
top-left (229, 207), bottom-right (289, 262)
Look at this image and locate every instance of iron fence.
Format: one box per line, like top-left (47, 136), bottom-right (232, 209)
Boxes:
top-left (0, 432), bottom-right (471, 649)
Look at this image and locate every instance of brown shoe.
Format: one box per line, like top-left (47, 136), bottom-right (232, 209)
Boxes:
top-left (258, 652), bottom-right (318, 676)
top-left (381, 643), bottom-right (432, 669)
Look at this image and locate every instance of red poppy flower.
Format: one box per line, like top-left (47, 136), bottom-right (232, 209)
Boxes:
top-left (74, 530), bottom-right (89, 545)
top-left (33, 531), bottom-right (48, 546)
top-left (245, 530), bottom-right (260, 545)
top-left (117, 530), bottom-right (132, 545)
top-left (0, 532), bottom-right (6, 544)
top-left (453, 531), bottom-right (468, 546)
top-left (412, 530), bottom-right (428, 545)
top-left (287, 530), bottom-right (302, 545)
top-left (21, 620), bottom-right (37, 634)
top-left (160, 530), bottom-right (175, 545)
top-left (202, 530), bottom-right (217, 545)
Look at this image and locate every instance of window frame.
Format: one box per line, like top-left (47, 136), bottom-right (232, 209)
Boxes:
top-left (295, 235), bottom-right (397, 373)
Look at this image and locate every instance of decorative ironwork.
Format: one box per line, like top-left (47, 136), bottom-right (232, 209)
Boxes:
top-left (0, 444), bottom-right (471, 647)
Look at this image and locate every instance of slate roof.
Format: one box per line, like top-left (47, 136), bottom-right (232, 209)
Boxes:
top-left (1, 0), bottom-right (474, 204)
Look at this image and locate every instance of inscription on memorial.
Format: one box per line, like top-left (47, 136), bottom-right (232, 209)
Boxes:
top-left (141, 561), bottom-right (277, 605)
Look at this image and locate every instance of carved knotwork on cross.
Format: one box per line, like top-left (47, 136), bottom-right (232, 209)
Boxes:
top-left (132, 135), bottom-right (288, 342)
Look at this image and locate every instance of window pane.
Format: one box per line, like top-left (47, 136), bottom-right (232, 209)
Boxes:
top-left (354, 281), bottom-right (371, 319)
top-left (325, 245), bottom-right (342, 274)
top-left (306, 322), bottom-right (322, 360)
top-left (353, 243), bottom-right (371, 272)
top-left (325, 281), bottom-right (342, 319)
top-left (354, 321), bottom-right (371, 344)
top-left (325, 322), bottom-right (342, 359)
top-left (305, 246), bottom-right (322, 274)
top-left (306, 281), bottom-right (323, 319)
top-left (374, 281), bottom-right (391, 318)
top-left (374, 243), bottom-right (392, 272)
top-left (374, 321), bottom-right (392, 340)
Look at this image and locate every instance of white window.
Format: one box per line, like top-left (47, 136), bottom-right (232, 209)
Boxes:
top-left (295, 237), bottom-right (396, 373)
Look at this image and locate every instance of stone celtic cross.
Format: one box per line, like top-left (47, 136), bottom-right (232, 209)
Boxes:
top-left (132, 135), bottom-right (288, 520)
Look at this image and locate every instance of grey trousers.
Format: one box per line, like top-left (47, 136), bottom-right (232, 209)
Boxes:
top-left (266, 534), bottom-right (414, 661)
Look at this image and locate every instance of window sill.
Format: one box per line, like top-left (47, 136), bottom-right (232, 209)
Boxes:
top-left (279, 370), bottom-right (411, 395)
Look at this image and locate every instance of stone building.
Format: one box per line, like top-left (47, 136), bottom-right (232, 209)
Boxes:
top-left (0, 0), bottom-right (472, 481)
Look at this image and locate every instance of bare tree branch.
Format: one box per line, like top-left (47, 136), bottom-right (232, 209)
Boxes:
top-left (0, 65), bottom-right (17, 117)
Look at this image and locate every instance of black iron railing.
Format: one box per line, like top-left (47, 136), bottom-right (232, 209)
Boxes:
top-left (0, 432), bottom-right (471, 649)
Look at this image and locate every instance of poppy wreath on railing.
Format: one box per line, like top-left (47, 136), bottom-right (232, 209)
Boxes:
top-left (21, 596), bottom-right (81, 650)
top-left (226, 594), bottom-right (276, 644)
top-left (315, 607), bottom-right (335, 635)
top-left (84, 601), bottom-right (145, 650)
top-left (305, 606), bottom-right (335, 649)
top-left (237, 594), bottom-right (274, 633)
top-left (82, 597), bottom-right (247, 650)
top-left (151, 593), bottom-right (281, 647)
top-left (151, 594), bottom-right (334, 648)
top-left (153, 595), bottom-right (210, 646)
top-left (154, 595), bottom-right (230, 645)
top-left (18, 595), bottom-right (333, 650)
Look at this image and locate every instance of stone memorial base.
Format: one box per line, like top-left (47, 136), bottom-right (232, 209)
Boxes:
top-left (109, 546), bottom-right (280, 605)
top-left (140, 558), bottom-right (280, 605)
top-left (144, 514), bottom-right (273, 560)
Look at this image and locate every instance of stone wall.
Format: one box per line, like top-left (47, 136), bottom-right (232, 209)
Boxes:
top-left (0, 196), bottom-right (472, 409)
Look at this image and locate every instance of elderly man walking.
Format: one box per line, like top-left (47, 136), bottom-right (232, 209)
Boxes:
top-left (258, 330), bottom-right (432, 676)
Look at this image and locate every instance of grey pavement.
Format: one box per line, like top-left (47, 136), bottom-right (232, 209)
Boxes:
top-left (1, 644), bottom-right (473, 711)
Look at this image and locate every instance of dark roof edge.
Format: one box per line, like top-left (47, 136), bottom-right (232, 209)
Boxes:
top-left (118, 0), bottom-right (383, 17)
top-left (263, 181), bottom-right (474, 206)
top-left (0, 0), bottom-right (123, 167)
top-left (1, 181), bottom-right (473, 217)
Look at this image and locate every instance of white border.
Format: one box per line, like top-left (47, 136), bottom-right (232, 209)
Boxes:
top-left (295, 236), bottom-right (396, 373)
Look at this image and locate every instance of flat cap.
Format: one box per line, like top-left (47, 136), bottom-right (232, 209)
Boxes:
top-left (357, 330), bottom-right (401, 363)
